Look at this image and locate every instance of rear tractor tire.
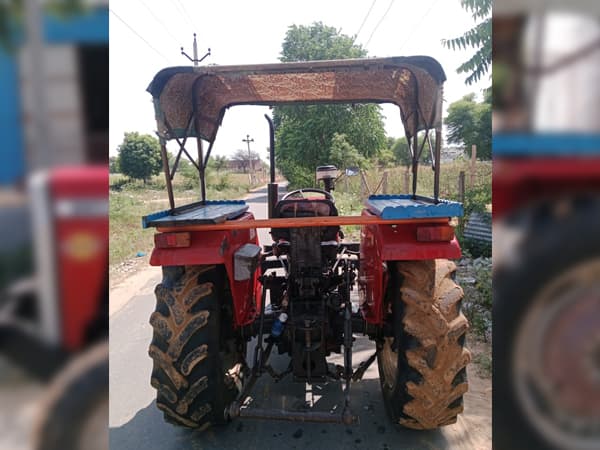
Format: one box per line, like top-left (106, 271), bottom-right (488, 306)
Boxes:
top-left (148, 265), bottom-right (246, 429)
top-left (378, 259), bottom-right (471, 429)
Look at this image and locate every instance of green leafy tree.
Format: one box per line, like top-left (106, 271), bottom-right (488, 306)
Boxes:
top-left (209, 155), bottom-right (228, 173)
top-left (109, 156), bottom-right (119, 174)
top-left (376, 147), bottom-right (395, 168)
top-left (117, 132), bottom-right (162, 183)
top-left (442, 0), bottom-right (491, 85)
top-left (274, 22), bottom-right (386, 188)
top-left (391, 137), bottom-right (412, 167)
top-left (389, 136), bottom-right (432, 166)
top-left (446, 93), bottom-right (491, 159)
top-left (329, 133), bottom-right (366, 170)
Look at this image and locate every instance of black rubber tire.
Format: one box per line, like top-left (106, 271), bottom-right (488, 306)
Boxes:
top-left (35, 342), bottom-right (108, 450)
top-left (494, 199), bottom-right (600, 450)
top-left (377, 259), bottom-right (470, 429)
top-left (149, 265), bottom-right (245, 429)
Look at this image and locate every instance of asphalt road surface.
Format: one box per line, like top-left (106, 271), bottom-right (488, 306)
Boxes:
top-left (109, 186), bottom-right (491, 450)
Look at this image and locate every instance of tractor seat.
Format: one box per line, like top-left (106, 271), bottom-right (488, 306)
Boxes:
top-left (271, 198), bottom-right (340, 245)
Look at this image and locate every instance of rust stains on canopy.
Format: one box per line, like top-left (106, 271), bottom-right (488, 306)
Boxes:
top-left (147, 56), bottom-right (446, 143)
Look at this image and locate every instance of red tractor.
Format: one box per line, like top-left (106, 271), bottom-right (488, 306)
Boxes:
top-left (143, 57), bottom-right (470, 430)
top-left (0, 166), bottom-right (108, 450)
top-left (493, 8), bottom-right (600, 450)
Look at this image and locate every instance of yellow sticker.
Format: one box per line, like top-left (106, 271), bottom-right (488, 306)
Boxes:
top-left (61, 232), bottom-right (102, 261)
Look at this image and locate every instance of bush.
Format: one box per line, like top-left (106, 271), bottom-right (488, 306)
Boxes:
top-left (462, 237), bottom-right (491, 258)
top-left (461, 257), bottom-right (492, 341)
top-left (214, 173), bottom-right (231, 191)
top-left (110, 176), bottom-right (130, 191)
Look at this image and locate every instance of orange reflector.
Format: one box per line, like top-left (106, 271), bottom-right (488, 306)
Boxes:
top-left (154, 232), bottom-right (191, 248)
top-left (416, 226), bottom-right (455, 242)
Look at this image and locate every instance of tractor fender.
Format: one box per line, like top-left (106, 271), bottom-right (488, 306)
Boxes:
top-left (150, 224), bottom-right (261, 328)
top-left (359, 209), bottom-right (461, 325)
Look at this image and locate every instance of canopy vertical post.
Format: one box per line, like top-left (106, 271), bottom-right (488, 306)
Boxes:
top-left (159, 137), bottom-right (175, 211)
top-left (197, 136), bottom-right (206, 204)
top-left (434, 129), bottom-right (441, 202)
top-left (412, 133), bottom-right (419, 197)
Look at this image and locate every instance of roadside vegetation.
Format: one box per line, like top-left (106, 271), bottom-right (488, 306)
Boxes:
top-left (109, 169), bottom-right (264, 271)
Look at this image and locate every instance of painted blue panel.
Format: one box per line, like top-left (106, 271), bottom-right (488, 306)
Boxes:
top-left (493, 134), bottom-right (600, 157)
top-left (366, 195), bottom-right (463, 219)
top-left (44, 7), bottom-right (108, 43)
top-left (0, 51), bottom-right (25, 185)
top-left (142, 200), bottom-right (248, 228)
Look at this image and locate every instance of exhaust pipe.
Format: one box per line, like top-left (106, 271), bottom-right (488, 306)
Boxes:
top-left (264, 114), bottom-right (278, 218)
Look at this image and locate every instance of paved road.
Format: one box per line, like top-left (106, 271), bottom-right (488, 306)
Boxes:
top-left (109, 186), bottom-right (490, 450)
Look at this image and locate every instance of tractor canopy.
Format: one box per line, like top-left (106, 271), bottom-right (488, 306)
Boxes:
top-left (147, 56), bottom-right (446, 143)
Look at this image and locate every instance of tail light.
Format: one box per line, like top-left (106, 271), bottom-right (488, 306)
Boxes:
top-left (154, 232), bottom-right (191, 248)
top-left (416, 225), bottom-right (455, 242)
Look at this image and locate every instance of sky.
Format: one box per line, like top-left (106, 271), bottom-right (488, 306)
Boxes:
top-left (109, 0), bottom-right (489, 159)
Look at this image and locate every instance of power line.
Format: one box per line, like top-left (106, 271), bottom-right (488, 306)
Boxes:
top-left (172, 0), bottom-right (197, 34)
top-left (137, 0), bottom-right (181, 48)
top-left (365, 0), bottom-right (395, 48)
top-left (110, 8), bottom-right (169, 62)
top-left (354, 0), bottom-right (377, 42)
top-left (398, 0), bottom-right (441, 52)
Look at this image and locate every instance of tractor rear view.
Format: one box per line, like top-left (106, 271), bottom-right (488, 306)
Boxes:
top-left (142, 57), bottom-right (470, 430)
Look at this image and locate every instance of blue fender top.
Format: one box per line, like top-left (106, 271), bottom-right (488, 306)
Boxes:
top-left (365, 195), bottom-right (463, 219)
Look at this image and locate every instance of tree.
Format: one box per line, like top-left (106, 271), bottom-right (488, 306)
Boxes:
top-left (445, 93), bottom-right (491, 159)
top-left (232, 149), bottom-right (260, 173)
top-left (391, 137), bottom-right (412, 167)
top-left (389, 136), bottom-right (432, 167)
top-left (209, 155), bottom-right (228, 173)
top-left (442, 0), bottom-right (491, 85)
top-left (117, 132), bottom-right (162, 183)
top-left (274, 22), bottom-right (386, 188)
top-left (329, 133), bottom-right (366, 170)
top-left (109, 156), bottom-right (119, 174)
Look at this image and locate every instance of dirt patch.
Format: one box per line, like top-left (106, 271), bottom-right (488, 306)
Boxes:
top-left (109, 253), bottom-right (151, 290)
top-left (109, 262), bottom-right (160, 317)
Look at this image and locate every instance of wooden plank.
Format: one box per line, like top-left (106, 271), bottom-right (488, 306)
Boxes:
top-left (155, 215), bottom-right (450, 232)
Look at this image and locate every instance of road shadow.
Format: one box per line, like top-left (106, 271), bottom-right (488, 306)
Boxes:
top-left (110, 335), bottom-right (456, 450)
top-left (110, 395), bottom-right (451, 450)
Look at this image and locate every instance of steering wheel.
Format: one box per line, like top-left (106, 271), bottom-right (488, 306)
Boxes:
top-left (281, 188), bottom-right (335, 203)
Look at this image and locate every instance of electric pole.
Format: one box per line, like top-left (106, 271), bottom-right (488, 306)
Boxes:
top-left (242, 134), bottom-right (255, 184)
top-left (181, 33), bottom-right (210, 66)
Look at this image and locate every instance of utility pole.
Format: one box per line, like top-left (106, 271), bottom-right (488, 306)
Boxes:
top-left (242, 134), bottom-right (255, 184)
top-left (181, 33), bottom-right (211, 66)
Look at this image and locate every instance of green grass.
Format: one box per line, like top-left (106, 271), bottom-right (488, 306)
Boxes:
top-left (109, 172), bottom-right (263, 268)
top-left (335, 159), bottom-right (491, 202)
top-left (473, 351), bottom-right (492, 378)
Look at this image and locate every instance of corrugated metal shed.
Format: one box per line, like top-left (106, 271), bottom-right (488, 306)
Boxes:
top-left (464, 212), bottom-right (492, 243)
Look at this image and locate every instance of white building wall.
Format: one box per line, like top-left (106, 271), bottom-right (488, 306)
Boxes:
top-left (19, 44), bottom-right (85, 170)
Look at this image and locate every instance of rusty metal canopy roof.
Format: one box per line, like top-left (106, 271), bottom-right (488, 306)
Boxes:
top-left (147, 56), bottom-right (446, 143)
